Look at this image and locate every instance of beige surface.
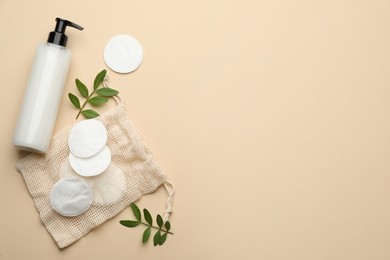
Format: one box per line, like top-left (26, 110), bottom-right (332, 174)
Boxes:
top-left (1, 0), bottom-right (390, 259)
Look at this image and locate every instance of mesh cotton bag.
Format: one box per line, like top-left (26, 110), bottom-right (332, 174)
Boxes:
top-left (16, 98), bottom-right (174, 249)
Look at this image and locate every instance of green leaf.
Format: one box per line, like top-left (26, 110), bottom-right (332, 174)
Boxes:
top-left (68, 93), bottom-right (80, 109)
top-left (153, 230), bottom-right (161, 246)
top-left (130, 203), bottom-right (141, 222)
top-left (143, 209), bottom-right (153, 226)
top-left (156, 214), bottom-right (163, 228)
top-left (75, 79), bottom-right (89, 98)
top-left (94, 69), bottom-right (107, 90)
top-left (81, 109), bottom-right (99, 119)
top-left (88, 96), bottom-right (108, 106)
top-left (165, 221), bottom-right (171, 232)
top-left (159, 232), bottom-right (168, 246)
top-left (119, 220), bottom-right (140, 228)
top-left (96, 87), bottom-right (119, 97)
top-left (142, 226), bottom-right (151, 243)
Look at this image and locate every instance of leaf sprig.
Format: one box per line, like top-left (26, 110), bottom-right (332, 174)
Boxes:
top-left (120, 203), bottom-right (173, 246)
top-left (68, 69), bottom-right (119, 119)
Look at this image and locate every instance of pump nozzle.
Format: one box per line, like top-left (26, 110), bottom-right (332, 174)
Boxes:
top-left (47, 18), bottom-right (84, 47)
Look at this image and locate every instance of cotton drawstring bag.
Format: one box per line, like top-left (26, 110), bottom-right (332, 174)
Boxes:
top-left (16, 96), bottom-right (174, 249)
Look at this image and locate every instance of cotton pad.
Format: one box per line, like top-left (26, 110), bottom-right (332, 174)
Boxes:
top-left (50, 177), bottom-right (93, 217)
top-left (69, 145), bottom-right (111, 177)
top-left (104, 34), bottom-right (143, 74)
top-left (68, 119), bottom-right (107, 158)
top-left (89, 163), bottom-right (126, 205)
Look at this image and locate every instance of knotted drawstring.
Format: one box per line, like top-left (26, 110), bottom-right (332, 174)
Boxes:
top-left (163, 180), bottom-right (175, 222)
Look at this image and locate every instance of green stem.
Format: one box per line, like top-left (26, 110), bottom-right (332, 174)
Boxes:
top-left (76, 89), bottom-right (97, 119)
top-left (140, 221), bottom-right (174, 235)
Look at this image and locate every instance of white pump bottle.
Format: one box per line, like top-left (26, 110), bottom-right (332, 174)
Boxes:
top-left (13, 18), bottom-right (83, 153)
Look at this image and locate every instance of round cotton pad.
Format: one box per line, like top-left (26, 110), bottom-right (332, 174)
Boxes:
top-left (50, 177), bottom-right (93, 217)
top-left (104, 34), bottom-right (143, 73)
top-left (90, 163), bottom-right (126, 205)
top-left (68, 119), bottom-right (107, 158)
top-left (69, 146), bottom-right (111, 177)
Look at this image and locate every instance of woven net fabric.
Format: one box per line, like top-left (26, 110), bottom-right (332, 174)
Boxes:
top-left (16, 103), bottom-right (167, 249)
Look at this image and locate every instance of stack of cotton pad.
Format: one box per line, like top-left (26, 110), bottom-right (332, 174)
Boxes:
top-left (50, 119), bottom-right (113, 217)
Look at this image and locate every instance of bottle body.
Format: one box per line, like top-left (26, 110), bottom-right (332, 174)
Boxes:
top-left (13, 43), bottom-right (71, 153)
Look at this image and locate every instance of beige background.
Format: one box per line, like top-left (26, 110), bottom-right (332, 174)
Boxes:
top-left (1, 0), bottom-right (390, 259)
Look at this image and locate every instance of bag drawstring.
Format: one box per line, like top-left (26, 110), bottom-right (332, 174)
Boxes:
top-left (163, 180), bottom-right (175, 222)
top-left (104, 75), bottom-right (174, 222)
top-left (103, 76), bottom-right (123, 105)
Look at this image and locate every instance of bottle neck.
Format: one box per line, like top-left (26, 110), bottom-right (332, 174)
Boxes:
top-left (47, 31), bottom-right (68, 47)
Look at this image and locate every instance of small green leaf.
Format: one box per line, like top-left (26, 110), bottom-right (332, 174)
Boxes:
top-left (89, 96), bottom-right (108, 106)
top-left (96, 87), bottom-right (119, 97)
top-left (142, 226), bottom-right (151, 243)
top-left (159, 232), bottom-right (168, 246)
top-left (153, 230), bottom-right (161, 246)
top-left (94, 69), bottom-right (107, 90)
top-left (68, 93), bottom-right (80, 109)
top-left (165, 221), bottom-right (171, 232)
top-left (75, 79), bottom-right (89, 98)
top-left (119, 220), bottom-right (140, 228)
top-left (81, 109), bottom-right (99, 119)
top-left (143, 209), bottom-right (153, 226)
top-left (156, 214), bottom-right (163, 228)
top-left (130, 203), bottom-right (141, 222)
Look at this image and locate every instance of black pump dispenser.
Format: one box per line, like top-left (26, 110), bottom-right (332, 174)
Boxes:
top-left (47, 18), bottom-right (83, 47)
